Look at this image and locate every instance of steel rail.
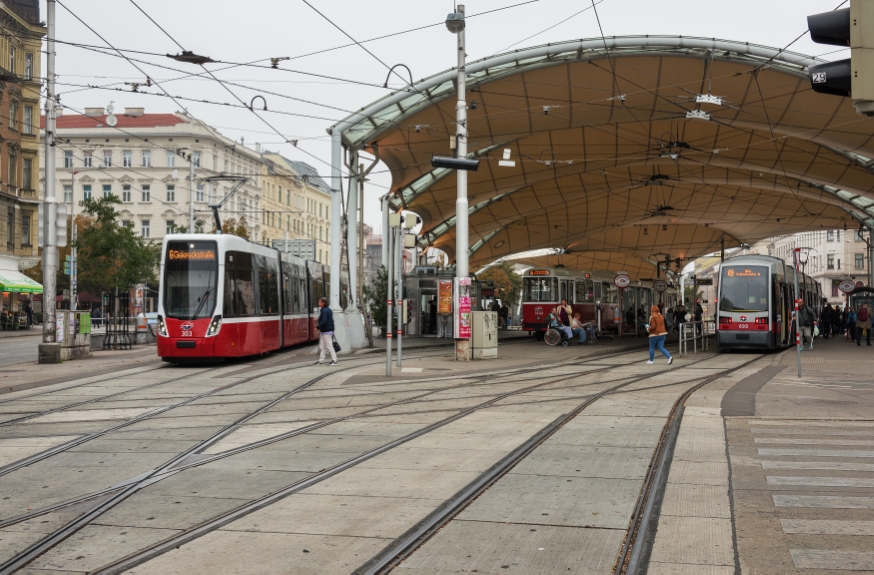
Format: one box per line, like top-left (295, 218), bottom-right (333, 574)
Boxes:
top-left (0, 363), bottom-right (167, 405)
top-left (355, 352), bottom-right (761, 575)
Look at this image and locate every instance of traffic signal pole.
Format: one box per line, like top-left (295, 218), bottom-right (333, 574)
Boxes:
top-left (42, 0), bottom-right (58, 346)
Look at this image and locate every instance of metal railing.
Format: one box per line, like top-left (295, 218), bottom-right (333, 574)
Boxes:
top-left (679, 320), bottom-right (715, 355)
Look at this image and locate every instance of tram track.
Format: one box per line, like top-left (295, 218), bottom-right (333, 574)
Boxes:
top-left (0, 346), bottom-right (646, 573)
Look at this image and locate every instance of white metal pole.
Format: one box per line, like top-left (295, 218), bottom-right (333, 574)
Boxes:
top-left (359, 162), bottom-right (366, 308)
top-left (189, 155), bottom-right (195, 231)
top-left (396, 226), bottom-right (403, 367)
top-left (793, 248), bottom-right (803, 378)
top-left (386, 222), bottom-right (394, 376)
top-left (42, 0), bottom-right (58, 344)
top-left (455, 5), bottom-right (468, 278)
top-left (347, 152), bottom-right (359, 311)
top-left (329, 130), bottom-right (343, 308)
top-left (70, 175), bottom-right (76, 310)
top-left (381, 195), bottom-right (389, 270)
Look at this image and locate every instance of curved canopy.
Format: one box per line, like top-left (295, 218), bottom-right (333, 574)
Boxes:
top-left (332, 36), bottom-right (874, 278)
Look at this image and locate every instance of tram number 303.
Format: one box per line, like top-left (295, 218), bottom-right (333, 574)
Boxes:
top-left (182, 330), bottom-right (193, 337)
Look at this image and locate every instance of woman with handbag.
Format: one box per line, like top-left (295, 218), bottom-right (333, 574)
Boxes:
top-left (316, 297), bottom-right (338, 365)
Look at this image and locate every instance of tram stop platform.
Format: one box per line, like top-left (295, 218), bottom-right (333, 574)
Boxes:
top-left (0, 332), bottom-right (872, 574)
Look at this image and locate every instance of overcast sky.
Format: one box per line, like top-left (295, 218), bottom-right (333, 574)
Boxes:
top-left (45, 0), bottom-right (847, 232)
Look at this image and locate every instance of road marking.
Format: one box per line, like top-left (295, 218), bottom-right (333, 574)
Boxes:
top-left (762, 461), bottom-right (874, 471)
top-left (767, 476), bottom-right (874, 487)
top-left (790, 549), bottom-right (874, 570)
top-left (774, 495), bottom-right (874, 509)
top-left (758, 448), bottom-right (874, 458)
top-left (401, 368), bottom-right (423, 373)
top-left (752, 429), bottom-right (874, 436)
top-left (749, 421), bottom-right (874, 428)
top-left (755, 438), bottom-right (874, 446)
top-left (781, 519), bottom-right (874, 536)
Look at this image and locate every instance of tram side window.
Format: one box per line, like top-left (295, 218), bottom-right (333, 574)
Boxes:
top-left (575, 280), bottom-right (595, 303)
top-left (523, 278), bottom-right (557, 302)
top-left (282, 269), bottom-right (292, 315)
top-left (223, 251), bottom-right (255, 317)
top-left (603, 283), bottom-right (618, 304)
top-left (257, 256), bottom-right (280, 315)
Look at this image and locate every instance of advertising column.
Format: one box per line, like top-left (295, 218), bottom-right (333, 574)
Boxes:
top-left (454, 277), bottom-right (472, 358)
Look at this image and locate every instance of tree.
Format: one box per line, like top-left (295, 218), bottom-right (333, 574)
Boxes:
top-left (684, 284), bottom-right (701, 307)
top-left (363, 266), bottom-right (388, 335)
top-left (75, 196), bottom-right (160, 294)
top-left (215, 217), bottom-right (250, 240)
top-left (478, 262), bottom-right (523, 307)
top-left (23, 215), bottom-right (87, 292)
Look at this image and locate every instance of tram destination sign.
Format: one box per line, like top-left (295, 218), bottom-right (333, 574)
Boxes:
top-left (614, 274), bottom-right (631, 289)
top-left (839, 279), bottom-right (856, 294)
top-left (653, 279), bottom-right (668, 292)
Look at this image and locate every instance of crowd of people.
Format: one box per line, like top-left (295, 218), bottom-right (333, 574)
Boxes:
top-left (797, 301), bottom-right (873, 349)
top-left (547, 299), bottom-right (597, 344)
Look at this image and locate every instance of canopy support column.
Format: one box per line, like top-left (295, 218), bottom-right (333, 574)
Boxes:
top-left (346, 150), bottom-right (359, 311)
top-left (330, 130), bottom-right (343, 307)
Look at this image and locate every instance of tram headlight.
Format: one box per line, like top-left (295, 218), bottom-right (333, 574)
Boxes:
top-left (157, 315), bottom-right (168, 337)
top-left (207, 315), bottom-right (222, 337)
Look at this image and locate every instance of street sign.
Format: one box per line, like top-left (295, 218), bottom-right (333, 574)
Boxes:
top-left (614, 274), bottom-right (631, 289)
top-left (653, 279), bottom-right (668, 292)
top-left (695, 278), bottom-right (714, 286)
top-left (839, 279), bottom-right (856, 294)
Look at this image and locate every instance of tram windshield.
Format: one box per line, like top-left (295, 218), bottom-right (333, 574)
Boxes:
top-left (719, 265), bottom-right (768, 313)
top-left (523, 277), bottom-right (558, 302)
top-left (163, 241), bottom-right (218, 320)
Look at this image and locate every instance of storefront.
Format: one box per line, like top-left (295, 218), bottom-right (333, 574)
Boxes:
top-left (0, 269), bottom-right (43, 329)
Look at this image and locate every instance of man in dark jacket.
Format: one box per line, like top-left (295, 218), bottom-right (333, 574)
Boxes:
top-left (316, 297), bottom-right (337, 365)
top-left (799, 301), bottom-right (817, 350)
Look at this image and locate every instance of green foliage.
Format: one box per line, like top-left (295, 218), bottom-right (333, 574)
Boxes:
top-left (214, 217), bottom-right (250, 240)
top-left (363, 266), bottom-right (388, 332)
top-left (684, 284), bottom-right (700, 306)
top-left (75, 196), bottom-right (160, 293)
top-left (478, 262), bottom-right (523, 307)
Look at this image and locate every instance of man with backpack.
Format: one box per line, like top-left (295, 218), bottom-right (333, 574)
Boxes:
top-left (856, 303), bottom-right (872, 347)
top-left (798, 301), bottom-right (817, 351)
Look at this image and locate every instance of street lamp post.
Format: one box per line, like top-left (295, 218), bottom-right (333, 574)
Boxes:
top-left (41, 0), bottom-right (58, 347)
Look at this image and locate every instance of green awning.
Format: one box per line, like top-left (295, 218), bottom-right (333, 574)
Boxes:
top-left (0, 270), bottom-right (43, 293)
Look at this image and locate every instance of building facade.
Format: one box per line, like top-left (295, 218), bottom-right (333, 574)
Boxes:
top-left (40, 107), bottom-right (262, 243)
top-left (0, 0), bottom-right (44, 314)
top-left (261, 152), bottom-right (331, 264)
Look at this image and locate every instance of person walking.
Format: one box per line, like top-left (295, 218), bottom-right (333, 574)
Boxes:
top-left (798, 300), bottom-right (816, 351)
top-left (694, 301), bottom-right (704, 335)
top-left (675, 302), bottom-right (687, 334)
top-left (316, 297), bottom-right (338, 365)
top-left (856, 303), bottom-right (872, 347)
top-left (646, 304), bottom-right (673, 365)
top-left (847, 307), bottom-right (858, 342)
top-left (820, 304), bottom-right (833, 340)
top-left (499, 302), bottom-right (509, 330)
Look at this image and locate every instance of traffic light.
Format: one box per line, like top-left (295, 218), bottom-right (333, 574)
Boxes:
top-left (37, 202), bottom-right (68, 247)
top-left (808, 2), bottom-right (874, 116)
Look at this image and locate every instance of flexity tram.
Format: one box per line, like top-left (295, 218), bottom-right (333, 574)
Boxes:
top-left (157, 234), bottom-right (345, 362)
top-left (716, 255), bottom-right (821, 350)
top-left (521, 267), bottom-right (679, 338)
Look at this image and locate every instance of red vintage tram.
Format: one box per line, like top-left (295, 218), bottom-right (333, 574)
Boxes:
top-left (157, 234), bottom-right (342, 362)
top-left (521, 268), bottom-right (678, 338)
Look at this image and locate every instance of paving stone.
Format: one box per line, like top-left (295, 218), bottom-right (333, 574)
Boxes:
top-left (303, 467), bottom-right (480, 501)
top-left (649, 516), bottom-right (734, 566)
top-left (142, 468), bottom-right (309, 500)
top-left (510, 444), bottom-right (653, 480)
top-left (92, 494), bottom-right (249, 530)
top-left (661, 482), bottom-right (732, 519)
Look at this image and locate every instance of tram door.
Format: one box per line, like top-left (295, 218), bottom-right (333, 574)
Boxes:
top-left (560, 280), bottom-right (574, 304)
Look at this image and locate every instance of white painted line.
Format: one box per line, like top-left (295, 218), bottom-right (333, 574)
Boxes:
top-left (751, 429), bottom-right (874, 436)
top-left (758, 448), bottom-right (874, 458)
top-left (762, 461), bottom-right (874, 472)
top-left (400, 368), bottom-right (423, 373)
top-left (755, 438), bottom-right (874, 446)
top-left (781, 519), bottom-right (874, 536)
top-left (790, 549), bottom-right (874, 570)
top-left (749, 421), bottom-right (874, 427)
top-left (774, 495), bottom-right (874, 509)
top-left (767, 476), bottom-right (874, 487)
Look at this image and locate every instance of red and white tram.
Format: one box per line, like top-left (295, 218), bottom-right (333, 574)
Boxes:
top-left (521, 268), bottom-right (679, 338)
top-left (157, 234), bottom-right (342, 362)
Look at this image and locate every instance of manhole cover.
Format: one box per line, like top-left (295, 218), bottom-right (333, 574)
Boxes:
top-left (815, 400), bottom-right (856, 405)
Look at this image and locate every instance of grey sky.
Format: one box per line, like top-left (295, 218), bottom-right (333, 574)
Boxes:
top-left (46, 0), bottom-right (846, 232)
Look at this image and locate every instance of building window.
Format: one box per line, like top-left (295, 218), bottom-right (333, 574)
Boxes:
top-left (123, 150), bottom-right (132, 167)
top-left (22, 158), bottom-right (32, 189)
top-left (166, 151), bottom-right (175, 167)
top-left (23, 106), bottom-right (32, 135)
top-left (6, 207), bottom-right (13, 252)
top-left (103, 150), bottom-right (112, 167)
top-left (141, 220), bottom-right (150, 238)
top-left (832, 281), bottom-right (840, 298)
top-left (192, 151), bottom-right (201, 167)
top-left (84, 151), bottom-right (92, 168)
top-left (142, 185), bottom-right (150, 202)
top-left (827, 231), bottom-right (834, 242)
top-left (24, 53), bottom-right (32, 80)
top-left (196, 184), bottom-right (204, 202)
top-left (63, 184), bottom-right (73, 203)
top-left (167, 220), bottom-right (176, 235)
top-left (8, 101), bottom-right (17, 130)
top-left (122, 220), bottom-right (132, 229)
top-left (142, 149), bottom-right (152, 167)
top-left (856, 254), bottom-right (865, 269)
top-left (8, 151), bottom-right (16, 186)
top-left (64, 150), bottom-right (73, 168)
top-left (103, 184), bottom-right (112, 198)
top-left (83, 185), bottom-right (92, 200)
top-left (167, 185), bottom-right (175, 202)
top-left (21, 213), bottom-right (31, 246)
top-left (122, 185), bottom-right (131, 202)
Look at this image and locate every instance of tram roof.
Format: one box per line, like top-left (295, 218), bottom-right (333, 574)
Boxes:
top-left (332, 36), bottom-right (874, 280)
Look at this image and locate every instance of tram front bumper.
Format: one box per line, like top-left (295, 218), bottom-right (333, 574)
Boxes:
top-left (716, 330), bottom-right (773, 349)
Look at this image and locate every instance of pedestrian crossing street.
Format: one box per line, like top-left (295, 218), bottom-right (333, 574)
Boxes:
top-left (748, 420), bottom-right (874, 571)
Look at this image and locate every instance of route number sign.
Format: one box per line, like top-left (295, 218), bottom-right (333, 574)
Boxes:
top-left (839, 279), bottom-right (856, 294)
top-left (614, 274), bottom-right (631, 289)
top-left (653, 279), bottom-right (668, 293)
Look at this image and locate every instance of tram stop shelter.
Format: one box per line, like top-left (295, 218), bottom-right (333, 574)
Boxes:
top-left (329, 36), bottom-right (874, 296)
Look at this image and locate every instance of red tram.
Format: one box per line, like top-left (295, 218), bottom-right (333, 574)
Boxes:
top-left (521, 268), bottom-right (679, 338)
top-left (157, 234), bottom-right (343, 362)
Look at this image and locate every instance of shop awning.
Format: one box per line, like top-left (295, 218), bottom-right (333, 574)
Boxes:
top-left (0, 270), bottom-right (43, 293)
